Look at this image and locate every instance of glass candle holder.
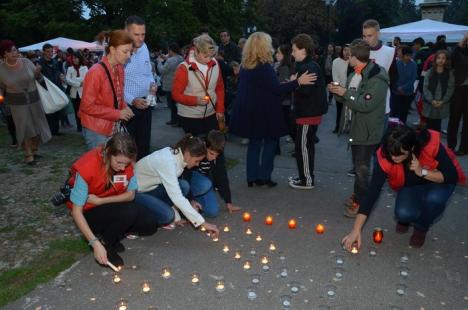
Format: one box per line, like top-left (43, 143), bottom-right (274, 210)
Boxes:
top-left (396, 283), bottom-right (407, 296)
top-left (161, 267), bottom-right (171, 279)
top-left (222, 244), bottom-right (230, 254)
top-left (116, 299), bottom-right (128, 310)
top-left (113, 273), bottom-right (121, 284)
top-left (335, 255), bottom-right (344, 265)
top-left (255, 234), bottom-right (263, 242)
top-left (265, 215), bottom-right (273, 225)
top-left (289, 281), bottom-right (300, 294)
top-left (325, 284), bottom-right (337, 299)
top-left (243, 260), bottom-right (252, 270)
top-left (251, 274), bottom-right (260, 285)
top-left (243, 212), bottom-right (251, 222)
top-left (368, 246), bottom-right (377, 258)
top-left (280, 267), bottom-right (288, 278)
top-left (247, 286), bottom-right (257, 300)
top-left (141, 281), bottom-right (151, 293)
top-left (234, 250), bottom-right (241, 260)
top-left (333, 267), bottom-right (344, 281)
top-left (245, 227), bottom-right (253, 235)
top-left (269, 242), bottom-right (277, 252)
top-left (215, 279), bottom-right (225, 293)
top-left (191, 272), bottom-right (200, 285)
top-left (280, 295), bottom-right (292, 308)
top-left (315, 223), bottom-right (325, 234)
top-left (399, 267), bottom-right (410, 279)
top-left (223, 224), bottom-right (230, 233)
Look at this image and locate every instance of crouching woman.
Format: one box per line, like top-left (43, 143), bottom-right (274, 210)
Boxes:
top-left (342, 125), bottom-right (465, 249)
top-left (67, 133), bottom-right (158, 267)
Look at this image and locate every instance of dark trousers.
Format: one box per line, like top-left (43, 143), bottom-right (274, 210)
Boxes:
top-left (180, 113), bottom-right (218, 137)
top-left (295, 124), bottom-right (317, 186)
top-left (84, 201), bottom-right (157, 247)
top-left (46, 110), bottom-right (61, 135)
top-left (166, 92), bottom-right (178, 124)
top-left (127, 105), bottom-right (152, 160)
top-left (352, 144), bottom-right (377, 203)
top-left (6, 115), bottom-right (17, 145)
top-left (246, 137), bottom-right (278, 182)
top-left (395, 183), bottom-right (455, 231)
top-left (335, 101), bottom-right (343, 131)
top-left (426, 118), bottom-right (442, 132)
top-left (447, 85), bottom-right (468, 151)
top-left (71, 96), bottom-right (82, 132)
top-left (391, 94), bottom-right (414, 124)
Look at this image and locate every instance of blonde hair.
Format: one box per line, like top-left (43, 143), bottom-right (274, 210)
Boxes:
top-left (193, 34), bottom-right (216, 55)
top-left (241, 32), bottom-right (274, 69)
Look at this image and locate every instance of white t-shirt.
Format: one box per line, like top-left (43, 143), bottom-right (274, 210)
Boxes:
top-left (370, 45), bottom-right (395, 114)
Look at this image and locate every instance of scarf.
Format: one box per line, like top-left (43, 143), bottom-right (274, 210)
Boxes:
top-left (73, 64), bottom-right (80, 77)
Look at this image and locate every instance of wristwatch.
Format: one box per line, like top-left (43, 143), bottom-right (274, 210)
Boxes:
top-left (421, 169), bottom-right (428, 177)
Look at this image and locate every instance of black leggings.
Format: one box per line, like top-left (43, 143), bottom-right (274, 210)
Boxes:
top-left (6, 115), bottom-right (17, 145)
top-left (84, 201), bottom-right (157, 247)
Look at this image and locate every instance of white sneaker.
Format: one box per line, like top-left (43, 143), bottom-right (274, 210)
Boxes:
top-left (288, 179), bottom-right (314, 189)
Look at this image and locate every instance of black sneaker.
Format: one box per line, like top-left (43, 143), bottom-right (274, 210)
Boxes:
top-left (107, 250), bottom-right (124, 267)
top-left (289, 178), bottom-right (314, 189)
top-left (347, 169), bottom-right (356, 177)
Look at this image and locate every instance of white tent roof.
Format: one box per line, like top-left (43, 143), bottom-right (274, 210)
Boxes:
top-left (380, 19), bottom-right (468, 43)
top-left (19, 37), bottom-right (103, 52)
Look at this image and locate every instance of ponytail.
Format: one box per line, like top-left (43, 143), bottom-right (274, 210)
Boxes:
top-left (171, 134), bottom-right (206, 157)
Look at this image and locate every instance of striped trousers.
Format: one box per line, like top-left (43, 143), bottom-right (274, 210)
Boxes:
top-left (294, 124), bottom-right (317, 186)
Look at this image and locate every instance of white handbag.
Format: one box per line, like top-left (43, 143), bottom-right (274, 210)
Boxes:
top-left (36, 77), bottom-right (69, 114)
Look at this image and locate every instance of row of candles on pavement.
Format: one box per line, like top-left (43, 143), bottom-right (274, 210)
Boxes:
top-left (113, 212), bottom-right (384, 309)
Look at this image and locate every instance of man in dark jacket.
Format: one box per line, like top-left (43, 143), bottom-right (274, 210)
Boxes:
top-left (447, 34), bottom-right (468, 156)
top-left (329, 39), bottom-right (389, 217)
top-left (37, 43), bottom-right (64, 136)
top-left (219, 30), bottom-right (241, 63)
top-left (288, 34), bottom-right (328, 189)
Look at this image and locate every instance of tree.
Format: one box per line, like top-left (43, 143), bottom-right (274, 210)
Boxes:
top-left (0, 0), bottom-right (89, 46)
top-left (445, 0), bottom-right (468, 25)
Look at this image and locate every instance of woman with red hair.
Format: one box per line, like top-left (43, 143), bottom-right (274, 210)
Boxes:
top-left (0, 40), bottom-right (51, 164)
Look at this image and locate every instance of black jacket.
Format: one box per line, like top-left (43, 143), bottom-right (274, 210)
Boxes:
top-left (183, 154), bottom-right (232, 204)
top-left (293, 56), bottom-right (328, 118)
top-left (219, 41), bottom-right (241, 63)
top-left (38, 57), bottom-right (63, 89)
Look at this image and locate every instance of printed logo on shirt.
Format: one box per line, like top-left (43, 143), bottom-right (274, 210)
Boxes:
top-left (113, 175), bottom-right (127, 183)
top-left (364, 93), bottom-right (373, 100)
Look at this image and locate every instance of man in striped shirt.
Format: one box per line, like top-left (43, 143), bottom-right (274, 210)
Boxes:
top-left (124, 15), bottom-right (155, 160)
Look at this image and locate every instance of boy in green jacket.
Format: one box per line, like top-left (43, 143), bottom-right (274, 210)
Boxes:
top-left (329, 39), bottom-right (389, 217)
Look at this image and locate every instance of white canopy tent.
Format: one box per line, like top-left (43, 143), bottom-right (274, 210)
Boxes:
top-left (19, 37), bottom-right (103, 52)
top-left (380, 19), bottom-right (468, 43)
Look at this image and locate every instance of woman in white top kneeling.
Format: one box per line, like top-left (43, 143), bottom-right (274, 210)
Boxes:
top-left (135, 134), bottom-right (219, 236)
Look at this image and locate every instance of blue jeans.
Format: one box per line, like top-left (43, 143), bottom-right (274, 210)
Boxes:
top-left (395, 183), bottom-right (456, 231)
top-left (246, 137), bottom-right (278, 182)
top-left (190, 171), bottom-right (219, 218)
top-left (135, 179), bottom-right (190, 226)
top-left (82, 127), bottom-right (108, 150)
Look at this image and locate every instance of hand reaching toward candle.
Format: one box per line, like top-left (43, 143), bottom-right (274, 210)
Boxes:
top-left (202, 222), bottom-right (219, 239)
top-left (341, 229), bottom-right (362, 253)
top-left (92, 241), bottom-right (108, 265)
top-left (190, 200), bottom-right (203, 211)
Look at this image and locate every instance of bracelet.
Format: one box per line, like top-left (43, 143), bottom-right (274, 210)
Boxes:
top-left (88, 237), bottom-right (99, 247)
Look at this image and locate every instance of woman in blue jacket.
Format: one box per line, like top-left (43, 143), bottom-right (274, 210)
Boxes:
top-left (229, 32), bottom-right (315, 187)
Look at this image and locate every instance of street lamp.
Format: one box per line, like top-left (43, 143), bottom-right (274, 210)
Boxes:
top-left (323, 0), bottom-right (334, 44)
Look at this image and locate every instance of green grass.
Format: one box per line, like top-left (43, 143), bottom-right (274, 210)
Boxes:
top-left (0, 238), bottom-right (88, 308)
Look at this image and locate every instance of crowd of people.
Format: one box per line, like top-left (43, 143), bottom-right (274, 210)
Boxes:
top-left (0, 15), bottom-right (466, 268)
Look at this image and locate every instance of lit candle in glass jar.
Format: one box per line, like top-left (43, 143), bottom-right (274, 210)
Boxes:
top-left (215, 279), bottom-right (225, 292)
top-left (212, 236), bottom-right (219, 242)
top-left (243, 212), bottom-right (251, 222)
top-left (161, 267), bottom-right (171, 279)
top-left (113, 274), bottom-right (121, 284)
top-left (260, 255), bottom-right (269, 265)
top-left (245, 227), bottom-right (253, 235)
top-left (200, 226), bottom-right (206, 232)
top-left (191, 273), bottom-right (200, 285)
top-left (373, 228), bottom-right (384, 244)
top-left (204, 95), bottom-right (210, 101)
top-left (351, 244), bottom-right (359, 254)
top-left (243, 260), bottom-right (252, 270)
top-left (288, 219), bottom-right (297, 229)
top-left (269, 242), bottom-right (276, 251)
top-left (315, 223), bottom-right (325, 234)
top-left (141, 281), bottom-right (151, 293)
top-left (223, 224), bottom-right (230, 232)
top-left (265, 215), bottom-right (273, 225)
top-left (222, 244), bottom-right (230, 254)
top-left (116, 299), bottom-right (127, 310)
top-left (255, 234), bottom-right (262, 242)
top-left (234, 251), bottom-right (241, 260)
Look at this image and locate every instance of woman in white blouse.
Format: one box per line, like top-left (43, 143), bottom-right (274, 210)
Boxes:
top-left (331, 45), bottom-right (351, 133)
top-left (66, 52), bottom-right (88, 132)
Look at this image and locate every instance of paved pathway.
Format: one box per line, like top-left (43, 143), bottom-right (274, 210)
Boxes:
top-left (4, 103), bottom-right (468, 310)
